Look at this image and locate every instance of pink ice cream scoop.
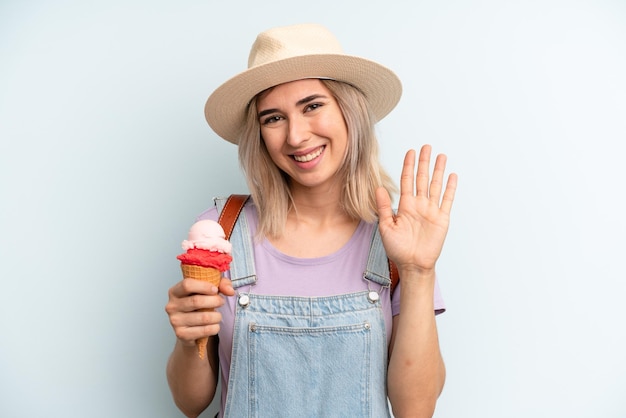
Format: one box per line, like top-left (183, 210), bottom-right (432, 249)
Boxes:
top-left (181, 219), bottom-right (232, 254)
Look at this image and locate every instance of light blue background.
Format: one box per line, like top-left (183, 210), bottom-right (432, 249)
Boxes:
top-left (1, 1), bottom-right (625, 417)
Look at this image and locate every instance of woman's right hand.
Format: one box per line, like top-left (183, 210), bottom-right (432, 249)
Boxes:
top-left (165, 277), bottom-right (235, 346)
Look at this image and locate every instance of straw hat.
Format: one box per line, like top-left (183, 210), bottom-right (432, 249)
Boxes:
top-left (204, 23), bottom-right (402, 144)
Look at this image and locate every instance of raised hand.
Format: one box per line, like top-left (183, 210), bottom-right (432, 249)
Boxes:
top-left (376, 145), bottom-right (457, 276)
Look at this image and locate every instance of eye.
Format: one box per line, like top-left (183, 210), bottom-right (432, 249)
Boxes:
top-left (261, 115), bottom-right (283, 125)
top-left (304, 103), bottom-right (322, 112)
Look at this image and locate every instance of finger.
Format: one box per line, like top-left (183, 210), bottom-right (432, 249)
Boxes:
top-left (375, 186), bottom-right (395, 224)
top-left (400, 149), bottom-right (416, 196)
top-left (416, 145), bottom-right (432, 198)
top-left (172, 318), bottom-right (222, 343)
top-left (176, 309), bottom-right (224, 329)
top-left (183, 293), bottom-right (225, 312)
top-left (168, 281), bottom-right (191, 300)
top-left (218, 278), bottom-right (236, 296)
top-left (192, 323), bottom-right (221, 341)
top-left (173, 278), bottom-right (219, 298)
top-left (169, 309), bottom-right (218, 331)
top-left (429, 153), bottom-right (447, 204)
top-left (440, 173), bottom-right (458, 214)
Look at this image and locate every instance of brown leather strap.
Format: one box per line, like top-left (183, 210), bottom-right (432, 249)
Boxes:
top-left (389, 259), bottom-right (400, 296)
top-left (217, 193), bottom-right (400, 295)
top-left (217, 194), bottom-right (250, 240)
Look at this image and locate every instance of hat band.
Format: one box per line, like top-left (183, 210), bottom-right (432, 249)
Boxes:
top-left (245, 77), bottom-right (365, 108)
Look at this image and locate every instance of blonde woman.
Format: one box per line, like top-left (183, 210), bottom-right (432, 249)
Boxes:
top-left (166, 23), bottom-right (457, 418)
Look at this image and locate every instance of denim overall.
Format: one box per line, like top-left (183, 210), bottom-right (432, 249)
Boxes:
top-left (216, 198), bottom-right (393, 418)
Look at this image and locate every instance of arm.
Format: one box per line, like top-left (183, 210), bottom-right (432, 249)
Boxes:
top-left (388, 271), bottom-right (445, 418)
top-left (166, 337), bottom-right (217, 418)
top-left (376, 145), bottom-right (457, 417)
top-left (164, 278), bottom-right (235, 417)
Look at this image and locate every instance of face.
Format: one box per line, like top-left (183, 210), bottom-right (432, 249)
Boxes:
top-left (256, 79), bottom-right (348, 193)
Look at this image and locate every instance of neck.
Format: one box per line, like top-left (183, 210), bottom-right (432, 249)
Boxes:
top-left (270, 183), bottom-right (360, 257)
top-left (287, 183), bottom-right (353, 228)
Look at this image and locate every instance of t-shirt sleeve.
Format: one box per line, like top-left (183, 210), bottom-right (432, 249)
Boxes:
top-left (391, 277), bottom-right (446, 316)
top-left (196, 206), bottom-right (219, 222)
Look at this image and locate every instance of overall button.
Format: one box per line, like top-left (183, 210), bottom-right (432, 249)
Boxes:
top-left (368, 291), bottom-right (380, 303)
top-left (238, 294), bottom-right (250, 307)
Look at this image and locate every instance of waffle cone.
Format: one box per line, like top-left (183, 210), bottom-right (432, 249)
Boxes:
top-left (180, 263), bottom-right (222, 359)
top-left (180, 264), bottom-right (222, 285)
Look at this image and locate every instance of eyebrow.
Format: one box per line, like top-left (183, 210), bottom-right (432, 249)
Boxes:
top-left (257, 94), bottom-right (328, 119)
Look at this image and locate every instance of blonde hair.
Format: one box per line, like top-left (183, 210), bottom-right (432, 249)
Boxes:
top-left (238, 79), bottom-right (397, 238)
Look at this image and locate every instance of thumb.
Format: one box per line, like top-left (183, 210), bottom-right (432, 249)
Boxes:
top-left (218, 277), bottom-right (236, 296)
top-left (375, 187), bottom-right (394, 226)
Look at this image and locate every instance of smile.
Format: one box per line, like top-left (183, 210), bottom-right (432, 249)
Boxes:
top-left (292, 146), bottom-right (325, 163)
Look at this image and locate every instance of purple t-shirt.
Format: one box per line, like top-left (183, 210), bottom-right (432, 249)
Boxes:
top-left (196, 201), bottom-right (445, 411)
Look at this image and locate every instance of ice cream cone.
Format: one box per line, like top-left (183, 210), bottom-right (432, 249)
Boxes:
top-left (180, 263), bottom-right (222, 359)
top-left (177, 219), bottom-right (232, 359)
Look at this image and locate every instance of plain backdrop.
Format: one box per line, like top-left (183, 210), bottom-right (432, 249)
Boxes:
top-left (1, 0), bottom-right (625, 417)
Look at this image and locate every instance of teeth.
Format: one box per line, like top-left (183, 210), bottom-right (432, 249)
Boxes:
top-left (293, 147), bottom-right (323, 162)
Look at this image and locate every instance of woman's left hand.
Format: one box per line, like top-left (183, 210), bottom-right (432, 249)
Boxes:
top-left (376, 145), bottom-right (457, 275)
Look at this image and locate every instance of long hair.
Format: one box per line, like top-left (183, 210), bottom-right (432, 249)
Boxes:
top-left (238, 79), bottom-right (397, 239)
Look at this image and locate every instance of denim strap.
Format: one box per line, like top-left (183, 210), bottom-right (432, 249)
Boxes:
top-left (364, 222), bottom-right (392, 288)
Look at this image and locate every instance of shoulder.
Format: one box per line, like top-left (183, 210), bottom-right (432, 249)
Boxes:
top-left (195, 195), bottom-right (257, 223)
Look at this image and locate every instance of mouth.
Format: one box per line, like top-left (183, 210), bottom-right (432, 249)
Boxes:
top-left (291, 146), bottom-right (325, 163)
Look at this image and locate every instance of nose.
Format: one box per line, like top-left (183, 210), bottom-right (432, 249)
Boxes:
top-left (286, 115), bottom-right (310, 147)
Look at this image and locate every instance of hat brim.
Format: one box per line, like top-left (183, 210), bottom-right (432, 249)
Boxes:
top-left (205, 54), bottom-right (402, 144)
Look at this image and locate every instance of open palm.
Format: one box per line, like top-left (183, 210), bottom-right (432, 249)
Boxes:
top-left (376, 145), bottom-right (458, 274)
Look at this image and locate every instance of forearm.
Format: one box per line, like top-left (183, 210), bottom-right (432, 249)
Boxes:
top-left (387, 269), bottom-right (445, 418)
top-left (166, 338), bottom-right (218, 418)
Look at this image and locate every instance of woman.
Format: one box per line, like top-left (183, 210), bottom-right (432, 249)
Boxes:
top-left (166, 23), bottom-right (457, 418)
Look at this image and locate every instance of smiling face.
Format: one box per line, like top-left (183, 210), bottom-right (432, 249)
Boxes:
top-left (256, 79), bottom-right (349, 194)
